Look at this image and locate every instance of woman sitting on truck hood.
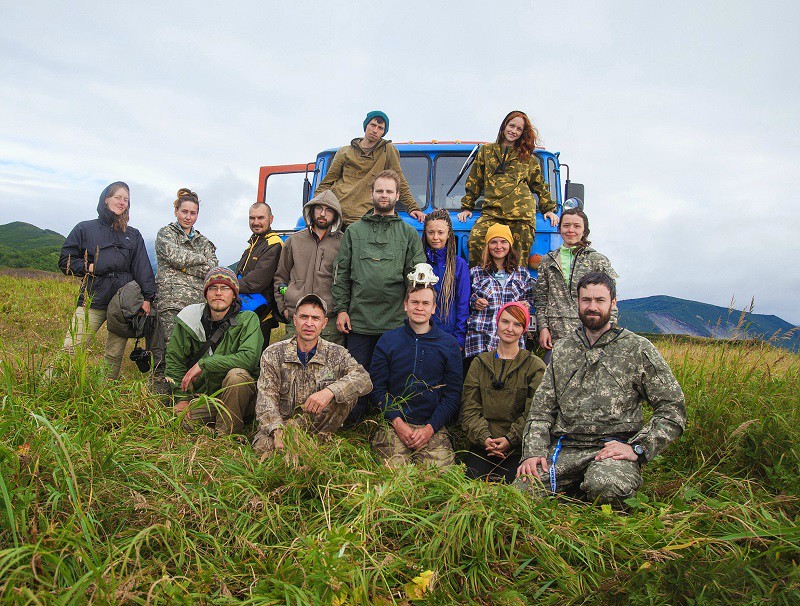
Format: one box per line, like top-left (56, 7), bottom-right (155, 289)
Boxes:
top-left (457, 110), bottom-right (559, 267)
top-left (422, 209), bottom-right (470, 350)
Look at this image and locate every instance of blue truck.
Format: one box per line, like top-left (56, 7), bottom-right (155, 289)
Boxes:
top-left (256, 141), bottom-right (584, 275)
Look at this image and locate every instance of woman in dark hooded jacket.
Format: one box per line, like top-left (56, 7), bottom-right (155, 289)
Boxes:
top-left (58, 181), bottom-right (156, 378)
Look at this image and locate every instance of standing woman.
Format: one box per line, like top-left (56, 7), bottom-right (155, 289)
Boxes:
top-left (457, 110), bottom-right (559, 267)
top-left (464, 224), bottom-right (534, 367)
top-left (422, 209), bottom-right (470, 350)
top-left (534, 208), bottom-right (618, 356)
top-left (154, 188), bottom-right (218, 346)
top-left (461, 302), bottom-right (545, 483)
top-left (58, 181), bottom-right (156, 378)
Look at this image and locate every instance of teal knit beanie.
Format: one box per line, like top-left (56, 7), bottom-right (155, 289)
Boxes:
top-left (363, 110), bottom-right (389, 137)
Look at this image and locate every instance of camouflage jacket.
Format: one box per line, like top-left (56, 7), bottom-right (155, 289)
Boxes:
top-left (155, 222), bottom-right (218, 312)
top-left (460, 143), bottom-right (556, 223)
top-left (534, 246), bottom-right (618, 340)
top-left (254, 337), bottom-right (372, 436)
top-left (521, 326), bottom-right (686, 462)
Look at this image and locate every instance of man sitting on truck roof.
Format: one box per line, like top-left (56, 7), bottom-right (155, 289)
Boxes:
top-left (333, 169), bottom-right (426, 424)
top-left (314, 110), bottom-right (426, 226)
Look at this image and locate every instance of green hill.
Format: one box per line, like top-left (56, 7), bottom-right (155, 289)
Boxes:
top-left (0, 221), bottom-right (65, 272)
top-left (618, 295), bottom-right (799, 352)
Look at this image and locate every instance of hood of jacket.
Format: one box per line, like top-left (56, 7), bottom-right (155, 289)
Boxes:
top-left (573, 323), bottom-right (626, 351)
top-left (349, 137), bottom-right (390, 156)
top-left (302, 190), bottom-right (343, 234)
top-left (97, 181), bottom-right (129, 226)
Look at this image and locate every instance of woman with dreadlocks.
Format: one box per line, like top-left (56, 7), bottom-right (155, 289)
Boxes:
top-left (422, 209), bottom-right (470, 350)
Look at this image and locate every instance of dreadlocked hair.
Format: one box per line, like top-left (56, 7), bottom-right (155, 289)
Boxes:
top-left (422, 209), bottom-right (457, 322)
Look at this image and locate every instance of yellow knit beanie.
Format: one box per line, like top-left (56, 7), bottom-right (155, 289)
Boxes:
top-left (484, 223), bottom-right (514, 246)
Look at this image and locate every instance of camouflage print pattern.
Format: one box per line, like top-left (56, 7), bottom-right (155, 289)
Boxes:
top-left (534, 246), bottom-right (619, 341)
top-left (461, 143), bottom-right (556, 223)
top-left (252, 337), bottom-right (372, 452)
top-left (371, 424), bottom-right (455, 468)
top-left (155, 222), bottom-right (218, 316)
top-left (182, 368), bottom-right (257, 435)
top-left (514, 442), bottom-right (642, 509)
top-left (467, 215), bottom-right (535, 267)
top-left (521, 326), bottom-right (686, 464)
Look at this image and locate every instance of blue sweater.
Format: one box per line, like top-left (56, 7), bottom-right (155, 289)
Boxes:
top-left (369, 320), bottom-right (463, 432)
top-left (425, 246), bottom-right (470, 349)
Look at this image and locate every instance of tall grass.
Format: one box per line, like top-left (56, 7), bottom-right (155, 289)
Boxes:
top-left (0, 274), bottom-right (799, 604)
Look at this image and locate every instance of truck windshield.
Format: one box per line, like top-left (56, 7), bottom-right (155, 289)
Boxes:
top-left (433, 155), bottom-right (471, 210)
top-left (398, 155), bottom-right (430, 211)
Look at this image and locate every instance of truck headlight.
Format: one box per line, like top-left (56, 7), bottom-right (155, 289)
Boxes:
top-left (563, 197), bottom-right (583, 211)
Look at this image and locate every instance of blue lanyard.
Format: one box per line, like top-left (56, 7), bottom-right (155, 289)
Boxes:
top-left (549, 436), bottom-right (565, 494)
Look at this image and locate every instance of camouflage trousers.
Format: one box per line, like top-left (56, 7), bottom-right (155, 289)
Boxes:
top-left (515, 442), bottom-right (642, 509)
top-left (182, 368), bottom-right (257, 435)
top-left (372, 424), bottom-right (455, 468)
top-left (251, 394), bottom-right (356, 456)
top-left (468, 216), bottom-right (534, 267)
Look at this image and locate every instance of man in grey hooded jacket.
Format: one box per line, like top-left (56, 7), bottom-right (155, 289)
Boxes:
top-left (274, 190), bottom-right (345, 345)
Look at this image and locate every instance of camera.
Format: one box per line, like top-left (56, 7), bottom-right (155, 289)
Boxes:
top-left (129, 346), bottom-right (151, 373)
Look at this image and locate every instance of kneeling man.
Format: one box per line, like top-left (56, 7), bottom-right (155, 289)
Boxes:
top-left (516, 272), bottom-right (686, 508)
top-left (252, 294), bottom-right (372, 455)
top-left (370, 277), bottom-right (463, 468)
top-left (167, 267), bottom-right (264, 435)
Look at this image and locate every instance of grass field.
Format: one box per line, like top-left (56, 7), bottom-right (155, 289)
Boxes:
top-left (1, 272), bottom-right (799, 604)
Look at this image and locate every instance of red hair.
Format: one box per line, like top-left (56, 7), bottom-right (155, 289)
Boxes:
top-left (495, 110), bottom-right (540, 161)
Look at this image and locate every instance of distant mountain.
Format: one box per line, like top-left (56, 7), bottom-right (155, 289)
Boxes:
top-left (0, 221), bottom-right (65, 272)
top-left (617, 295), bottom-right (799, 352)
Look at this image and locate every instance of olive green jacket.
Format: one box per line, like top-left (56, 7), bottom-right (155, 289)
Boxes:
top-left (314, 138), bottom-right (421, 224)
top-left (461, 349), bottom-right (546, 447)
top-left (332, 211), bottom-right (425, 335)
top-left (460, 143), bottom-right (556, 223)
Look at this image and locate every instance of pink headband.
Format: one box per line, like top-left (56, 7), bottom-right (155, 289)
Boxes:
top-left (496, 301), bottom-right (531, 329)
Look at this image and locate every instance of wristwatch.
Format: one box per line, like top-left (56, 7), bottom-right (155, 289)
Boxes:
top-left (631, 443), bottom-right (646, 463)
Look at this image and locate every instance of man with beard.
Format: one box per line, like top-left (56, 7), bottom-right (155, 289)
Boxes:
top-left (273, 190), bottom-right (345, 345)
top-left (166, 267), bottom-right (264, 436)
top-left (515, 272), bottom-right (686, 509)
top-left (332, 169), bottom-right (426, 423)
top-left (314, 110), bottom-right (426, 226)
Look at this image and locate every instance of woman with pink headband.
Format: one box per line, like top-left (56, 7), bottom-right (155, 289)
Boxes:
top-left (460, 301), bottom-right (546, 483)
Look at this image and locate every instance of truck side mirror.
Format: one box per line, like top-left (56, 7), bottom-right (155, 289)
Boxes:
top-left (302, 175), bottom-right (311, 206)
top-left (564, 181), bottom-right (585, 205)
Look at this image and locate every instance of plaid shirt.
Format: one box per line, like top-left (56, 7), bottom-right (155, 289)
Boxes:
top-left (465, 266), bottom-right (534, 358)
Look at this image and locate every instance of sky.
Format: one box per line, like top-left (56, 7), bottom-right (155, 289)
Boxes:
top-left (2, 1), bottom-right (798, 323)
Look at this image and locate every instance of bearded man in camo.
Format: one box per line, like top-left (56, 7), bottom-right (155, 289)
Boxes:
top-left (516, 272), bottom-right (686, 509)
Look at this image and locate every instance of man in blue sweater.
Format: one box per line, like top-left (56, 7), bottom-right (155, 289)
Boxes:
top-left (369, 283), bottom-right (463, 467)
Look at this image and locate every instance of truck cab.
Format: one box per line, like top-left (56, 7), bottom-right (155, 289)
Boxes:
top-left (257, 141), bottom-right (584, 276)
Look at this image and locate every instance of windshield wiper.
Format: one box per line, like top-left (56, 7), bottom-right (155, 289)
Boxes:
top-left (445, 144), bottom-right (480, 197)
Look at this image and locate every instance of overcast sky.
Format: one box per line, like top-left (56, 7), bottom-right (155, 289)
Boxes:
top-left (2, 1), bottom-right (798, 323)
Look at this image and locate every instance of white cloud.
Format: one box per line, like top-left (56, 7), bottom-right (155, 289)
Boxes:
top-left (1, 1), bottom-right (798, 323)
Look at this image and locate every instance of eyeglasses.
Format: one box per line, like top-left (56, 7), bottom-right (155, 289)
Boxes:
top-left (207, 285), bottom-right (233, 293)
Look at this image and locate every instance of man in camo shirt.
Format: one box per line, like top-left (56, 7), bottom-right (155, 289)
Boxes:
top-left (252, 294), bottom-right (372, 455)
top-left (516, 272), bottom-right (686, 509)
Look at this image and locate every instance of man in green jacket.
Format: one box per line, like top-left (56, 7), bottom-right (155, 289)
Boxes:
top-left (516, 272), bottom-right (686, 509)
top-left (333, 169), bottom-right (426, 423)
top-left (166, 267), bottom-right (264, 435)
top-left (314, 110), bottom-right (426, 226)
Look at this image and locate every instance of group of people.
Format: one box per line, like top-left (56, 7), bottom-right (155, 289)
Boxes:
top-left (57, 110), bottom-right (687, 508)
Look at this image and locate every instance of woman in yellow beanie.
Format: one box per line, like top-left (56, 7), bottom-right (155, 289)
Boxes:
top-left (456, 110), bottom-right (559, 266)
top-left (464, 224), bottom-right (534, 369)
